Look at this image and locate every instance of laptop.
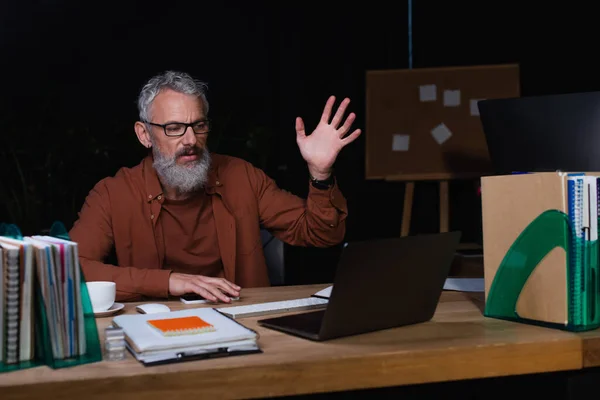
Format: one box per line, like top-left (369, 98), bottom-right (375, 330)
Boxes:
top-left (257, 231), bottom-right (461, 341)
top-left (478, 91), bottom-right (600, 175)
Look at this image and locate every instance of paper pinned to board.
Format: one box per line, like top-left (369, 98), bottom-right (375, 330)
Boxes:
top-left (443, 90), bottom-right (461, 107)
top-left (431, 123), bottom-right (452, 145)
top-left (419, 84), bottom-right (437, 102)
top-left (443, 278), bottom-right (484, 292)
top-left (392, 134), bottom-right (410, 151)
top-left (470, 99), bottom-right (483, 116)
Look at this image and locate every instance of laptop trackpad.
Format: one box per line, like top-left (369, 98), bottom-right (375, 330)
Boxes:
top-left (259, 310), bottom-right (325, 337)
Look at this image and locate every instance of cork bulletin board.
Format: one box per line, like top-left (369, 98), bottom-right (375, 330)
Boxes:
top-left (365, 64), bottom-right (520, 180)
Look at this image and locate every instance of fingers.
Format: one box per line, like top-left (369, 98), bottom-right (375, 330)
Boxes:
top-left (186, 281), bottom-right (225, 302)
top-left (295, 117), bottom-right (306, 138)
top-left (202, 283), bottom-right (233, 303)
top-left (341, 128), bottom-right (362, 145)
top-left (338, 112), bottom-right (356, 137)
top-left (330, 98), bottom-right (350, 129)
top-left (320, 95), bottom-right (336, 123)
top-left (206, 277), bottom-right (240, 298)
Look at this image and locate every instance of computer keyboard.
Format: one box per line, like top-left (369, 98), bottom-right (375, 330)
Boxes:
top-left (217, 297), bottom-right (329, 319)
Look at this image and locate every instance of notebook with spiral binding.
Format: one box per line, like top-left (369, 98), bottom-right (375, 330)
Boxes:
top-left (481, 171), bottom-right (600, 332)
top-left (112, 308), bottom-right (261, 366)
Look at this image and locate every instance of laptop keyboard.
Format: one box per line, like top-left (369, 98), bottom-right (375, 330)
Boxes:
top-left (217, 297), bottom-right (329, 319)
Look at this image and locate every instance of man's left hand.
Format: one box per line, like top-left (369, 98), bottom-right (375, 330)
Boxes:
top-left (296, 96), bottom-right (362, 180)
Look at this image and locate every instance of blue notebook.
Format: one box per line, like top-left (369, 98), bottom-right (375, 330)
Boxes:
top-left (566, 173), bottom-right (599, 327)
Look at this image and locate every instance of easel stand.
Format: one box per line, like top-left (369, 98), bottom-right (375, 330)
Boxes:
top-left (387, 173), bottom-right (478, 241)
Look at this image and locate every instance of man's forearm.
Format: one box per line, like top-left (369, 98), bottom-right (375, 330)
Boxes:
top-left (80, 258), bottom-right (172, 301)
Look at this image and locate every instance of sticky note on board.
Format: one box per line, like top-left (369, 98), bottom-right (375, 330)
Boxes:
top-left (419, 84), bottom-right (437, 102)
top-left (392, 134), bottom-right (410, 151)
top-left (470, 99), bottom-right (483, 116)
top-left (431, 123), bottom-right (452, 145)
top-left (443, 90), bottom-right (461, 107)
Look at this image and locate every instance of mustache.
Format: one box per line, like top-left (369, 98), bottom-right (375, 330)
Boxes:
top-left (175, 146), bottom-right (202, 158)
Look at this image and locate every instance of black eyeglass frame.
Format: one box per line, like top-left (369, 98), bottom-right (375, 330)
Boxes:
top-left (143, 119), bottom-right (210, 137)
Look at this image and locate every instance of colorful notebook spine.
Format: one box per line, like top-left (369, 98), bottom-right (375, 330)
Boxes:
top-left (567, 174), bottom-right (585, 326)
top-left (565, 174), bottom-right (600, 330)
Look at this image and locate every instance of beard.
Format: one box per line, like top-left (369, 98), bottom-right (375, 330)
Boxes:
top-left (151, 143), bottom-right (212, 195)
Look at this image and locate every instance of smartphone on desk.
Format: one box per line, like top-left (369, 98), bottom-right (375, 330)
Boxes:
top-left (180, 292), bottom-right (240, 304)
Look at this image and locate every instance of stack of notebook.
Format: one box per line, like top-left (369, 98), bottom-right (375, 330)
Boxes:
top-left (0, 235), bottom-right (87, 365)
top-left (565, 173), bottom-right (600, 329)
top-left (112, 308), bottom-right (261, 366)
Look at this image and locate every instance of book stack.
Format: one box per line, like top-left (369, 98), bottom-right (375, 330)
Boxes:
top-left (0, 222), bottom-right (102, 373)
top-left (112, 308), bottom-right (261, 366)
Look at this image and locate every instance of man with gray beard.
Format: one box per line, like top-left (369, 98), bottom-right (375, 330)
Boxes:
top-left (70, 70), bottom-right (361, 303)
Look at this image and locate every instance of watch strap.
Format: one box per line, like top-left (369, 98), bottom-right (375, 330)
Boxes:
top-left (309, 173), bottom-right (335, 190)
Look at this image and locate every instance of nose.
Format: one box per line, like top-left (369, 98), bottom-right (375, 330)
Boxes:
top-left (181, 126), bottom-right (197, 146)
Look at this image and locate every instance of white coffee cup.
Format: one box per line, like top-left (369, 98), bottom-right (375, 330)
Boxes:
top-left (86, 281), bottom-right (116, 312)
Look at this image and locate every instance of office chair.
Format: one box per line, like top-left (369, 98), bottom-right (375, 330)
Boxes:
top-left (260, 229), bottom-right (285, 286)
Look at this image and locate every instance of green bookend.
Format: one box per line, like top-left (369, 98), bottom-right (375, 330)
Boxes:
top-left (484, 205), bottom-right (600, 331)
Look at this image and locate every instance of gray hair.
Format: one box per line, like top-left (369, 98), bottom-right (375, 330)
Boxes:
top-left (137, 70), bottom-right (209, 123)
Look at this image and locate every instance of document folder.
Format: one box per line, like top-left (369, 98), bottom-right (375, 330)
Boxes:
top-left (113, 307), bottom-right (261, 367)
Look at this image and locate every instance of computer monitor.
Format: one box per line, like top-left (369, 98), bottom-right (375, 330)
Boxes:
top-left (478, 91), bottom-right (600, 175)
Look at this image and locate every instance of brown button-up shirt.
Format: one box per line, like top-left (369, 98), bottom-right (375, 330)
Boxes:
top-left (69, 154), bottom-right (348, 301)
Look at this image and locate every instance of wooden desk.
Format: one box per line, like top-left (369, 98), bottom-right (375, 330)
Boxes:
top-left (576, 330), bottom-right (600, 367)
top-left (0, 284), bottom-right (585, 400)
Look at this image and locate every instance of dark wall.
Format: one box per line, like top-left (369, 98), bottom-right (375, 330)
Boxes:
top-left (1, 1), bottom-right (598, 283)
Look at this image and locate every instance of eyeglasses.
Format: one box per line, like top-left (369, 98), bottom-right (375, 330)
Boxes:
top-left (144, 119), bottom-right (210, 137)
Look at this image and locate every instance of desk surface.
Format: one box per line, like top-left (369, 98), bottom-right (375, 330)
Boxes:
top-left (0, 284), bottom-right (589, 400)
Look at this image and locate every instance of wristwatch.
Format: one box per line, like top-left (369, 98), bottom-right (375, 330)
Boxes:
top-left (309, 173), bottom-right (335, 190)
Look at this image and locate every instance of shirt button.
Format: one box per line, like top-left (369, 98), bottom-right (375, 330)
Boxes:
top-left (150, 214), bottom-right (155, 220)
top-left (157, 195), bottom-right (162, 200)
top-left (329, 224), bottom-right (335, 227)
top-left (148, 195), bottom-right (152, 199)
top-left (216, 180), bottom-right (220, 185)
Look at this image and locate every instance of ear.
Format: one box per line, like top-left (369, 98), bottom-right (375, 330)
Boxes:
top-left (134, 121), bottom-right (152, 148)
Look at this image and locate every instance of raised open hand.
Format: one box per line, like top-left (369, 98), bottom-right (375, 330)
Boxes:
top-left (296, 96), bottom-right (362, 180)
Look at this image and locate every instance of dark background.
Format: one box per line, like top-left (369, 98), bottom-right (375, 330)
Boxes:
top-left (0, 1), bottom-right (596, 284)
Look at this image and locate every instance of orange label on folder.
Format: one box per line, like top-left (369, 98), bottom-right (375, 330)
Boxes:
top-left (147, 316), bottom-right (216, 336)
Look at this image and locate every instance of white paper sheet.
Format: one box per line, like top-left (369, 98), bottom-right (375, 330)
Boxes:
top-left (431, 123), bottom-right (452, 145)
top-left (419, 84), bottom-right (437, 102)
top-left (443, 278), bottom-right (484, 292)
top-left (392, 134), bottom-right (410, 151)
top-left (470, 99), bottom-right (482, 116)
top-left (313, 286), bottom-right (332, 298)
top-left (443, 90), bottom-right (461, 107)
